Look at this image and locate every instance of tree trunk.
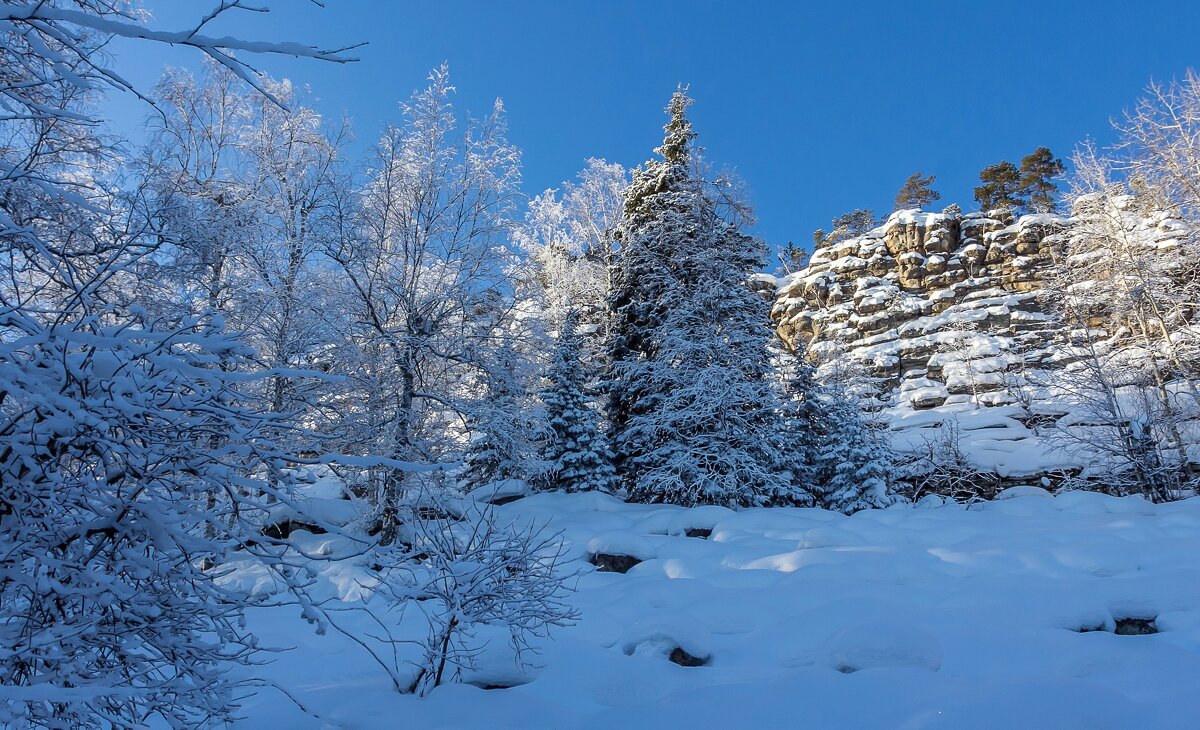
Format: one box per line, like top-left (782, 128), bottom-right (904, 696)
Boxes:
top-left (378, 351), bottom-right (416, 546)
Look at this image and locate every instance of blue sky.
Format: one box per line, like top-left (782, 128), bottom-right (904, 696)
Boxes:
top-left (107, 0), bottom-right (1200, 251)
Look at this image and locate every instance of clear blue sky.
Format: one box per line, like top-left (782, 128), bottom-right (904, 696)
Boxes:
top-left (107, 0), bottom-right (1200, 250)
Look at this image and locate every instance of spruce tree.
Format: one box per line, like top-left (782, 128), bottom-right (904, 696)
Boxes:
top-left (814, 378), bottom-right (898, 514)
top-left (606, 89), bottom-right (698, 453)
top-left (606, 88), bottom-right (796, 507)
top-left (973, 161), bottom-right (1026, 213)
top-left (775, 345), bottom-right (823, 505)
top-left (893, 172), bottom-right (941, 211)
top-left (541, 309), bottom-right (619, 493)
top-left (1018, 146), bottom-right (1065, 213)
top-left (460, 413), bottom-right (520, 493)
top-left (460, 343), bottom-right (528, 492)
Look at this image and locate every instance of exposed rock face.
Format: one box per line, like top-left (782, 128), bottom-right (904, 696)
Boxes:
top-left (771, 209), bottom-right (1074, 481)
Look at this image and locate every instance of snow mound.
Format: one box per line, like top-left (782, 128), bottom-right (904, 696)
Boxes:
top-left (820, 619), bottom-right (943, 673)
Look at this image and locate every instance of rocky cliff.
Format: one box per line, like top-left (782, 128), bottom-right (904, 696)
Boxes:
top-left (771, 208), bottom-right (1076, 483)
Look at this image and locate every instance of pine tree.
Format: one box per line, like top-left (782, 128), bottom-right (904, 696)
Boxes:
top-left (894, 172), bottom-right (941, 211)
top-left (541, 309), bottom-right (619, 493)
top-left (606, 88), bottom-right (796, 507)
top-left (814, 377), bottom-right (898, 514)
top-left (974, 161), bottom-right (1026, 213)
top-left (814, 209), bottom-right (878, 248)
top-left (831, 209), bottom-right (878, 242)
top-left (1018, 146), bottom-right (1065, 213)
top-left (777, 241), bottom-right (807, 273)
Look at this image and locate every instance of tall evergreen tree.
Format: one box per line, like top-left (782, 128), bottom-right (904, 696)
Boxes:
top-left (974, 161), bottom-right (1026, 213)
top-left (541, 309), bottom-right (619, 493)
top-left (1018, 146), bottom-right (1065, 213)
top-left (606, 88), bottom-right (796, 507)
top-left (894, 172), bottom-right (941, 210)
top-left (606, 89), bottom-right (698, 449)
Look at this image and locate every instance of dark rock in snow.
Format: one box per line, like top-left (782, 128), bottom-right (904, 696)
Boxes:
top-left (262, 519), bottom-right (325, 540)
top-left (415, 505), bottom-right (462, 521)
top-left (488, 493), bottom-right (525, 507)
top-left (684, 527), bottom-right (712, 539)
top-left (668, 647), bottom-right (709, 667)
top-left (1114, 617), bottom-right (1158, 635)
top-left (1076, 617), bottom-right (1158, 635)
top-left (590, 553), bottom-right (642, 573)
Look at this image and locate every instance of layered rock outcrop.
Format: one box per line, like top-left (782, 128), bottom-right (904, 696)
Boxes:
top-left (771, 209), bottom-right (1074, 480)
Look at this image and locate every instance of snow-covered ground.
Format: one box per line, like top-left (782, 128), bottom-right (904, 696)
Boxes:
top-left (235, 487), bottom-right (1200, 729)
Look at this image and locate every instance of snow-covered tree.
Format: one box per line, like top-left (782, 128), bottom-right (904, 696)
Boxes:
top-left (1044, 142), bottom-right (1200, 500)
top-left (0, 2), bottom-right (355, 724)
top-left (137, 64), bottom-right (348, 439)
top-left (137, 63), bottom-right (258, 324)
top-left (325, 65), bottom-right (523, 542)
top-left (0, 314), bottom-right (318, 727)
top-left (240, 77), bottom-right (349, 423)
top-left (1116, 70), bottom-right (1200, 221)
top-left (391, 498), bottom-right (579, 696)
top-left (515, 158), bottom-right (628, 342)
top-left (813, 368), bottom-right (899, 513)
top-left (776, 241), bottom-right (808, 274)
top-left (774, 343), bottom-right (823, 504)
top-left (460, 340), bottom-right (536, 492)
top-left (1046, 334), bottom-right (1187, 502)
top-left (903, 416), bottom-right (996, 502)
top-left (606, 89), bottom-right (795, 507)
top-left (1036, 71), bottom-right (1200, 501)
top-left (541, 309), bottom-right (619, 493)
top-left (813, 208), bottom-right (879, 248)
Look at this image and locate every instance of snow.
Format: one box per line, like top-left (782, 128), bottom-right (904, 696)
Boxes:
top-left (887, 208), bottom-right (949, 229)
top-left (230, 488), bottom-right (1200, 728)
top-left (468, 478), bottom-right (531, 503)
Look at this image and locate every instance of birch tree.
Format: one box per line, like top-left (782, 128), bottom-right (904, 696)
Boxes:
top-left (515, 158), bottom-right (628, 343)
top-left (1050, 144), bottom-right (1198, 494)
top-left (327, 65), bottom-right (522, 542)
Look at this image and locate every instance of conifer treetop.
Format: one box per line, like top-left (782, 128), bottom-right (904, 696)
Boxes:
top-left (656, 85), bottom-right (696, 165)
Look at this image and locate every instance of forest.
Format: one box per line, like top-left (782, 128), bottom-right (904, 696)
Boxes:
top-left (3, 3), bottom-right (1200, 728)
